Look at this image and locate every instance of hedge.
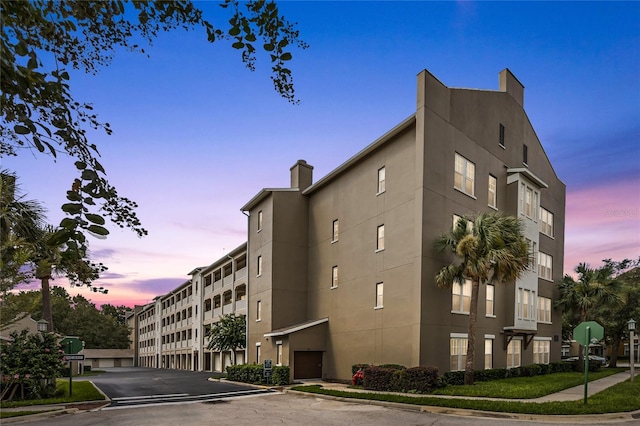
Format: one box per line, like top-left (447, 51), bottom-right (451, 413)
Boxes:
top-left (225, 364), bottom-right (291, 386)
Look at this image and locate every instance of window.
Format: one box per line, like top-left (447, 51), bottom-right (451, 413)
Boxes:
top-left (450, 336), bottom-right (468, 371)
top-left (507, 339), bottom-right (521, 368)
top-left (453, 214), bottom-right (473, 232)
top-left (484, 338), bottom-right (493, 369)
top-left (376, 224), bottom-right (385, 251)
top-left (517, 288), bottom-right (536, 320)
top-left (538, 252), bottom-right (553, 281)
top-left (488, 175), bottom-right (497, 208)
top-left (533, 339), bottom-right (550, 364)
top-left (485, 284), bottom-right (495, 317)
top-left (499, 123), bottom-right (505, 147)
top-left (520, 183), bottom-right (538, 220)
top-left (257, 255), bottom-right (262, 277)
top-left (539, 207), bottom-right (554, 237)
top-left (377, 166), bottom-right (386, 194)
top-left (526, 239), bottom-right (537, 270)
top-left (523, 144), bottom-right (528, 165)
top-left (257, 210), bottom-right (263, 231)
top-left (331, 266), bottom-right (338, 289)
top-left (452, 279), bottom-right (472, 314)
top-left (256, 343), bottom-right (261, 363)
top-left (537, 296), bottom-right (551, 323)
top-left (454, 153), bottom-right (475, 196)
top-left (375, 282), bottom-right (384, 308)
top-left (256, 300), bottom-right (262, 321)
top-left (332, 219), bottom-right (339, 242)
top-left (276, 343), bottom-right (283, 366)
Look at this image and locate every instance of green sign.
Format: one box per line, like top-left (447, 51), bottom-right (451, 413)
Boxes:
top-left (60, 336), bottom-right (83, 354)
top-left (573, 321), bottom-right (604, 346)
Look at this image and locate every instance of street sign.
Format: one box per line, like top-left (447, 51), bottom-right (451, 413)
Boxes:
top-left (263, 359), bottom-right (273, 378)
top-left (60, 336), bottom-right (83, 354)
top-left (64, 354), bottom-right (85, 361)
top-left (573, 321), bottom-right (604, 346)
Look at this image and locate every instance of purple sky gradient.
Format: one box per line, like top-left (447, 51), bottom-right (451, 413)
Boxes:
top-left (5, 1), bottom-right (639, 308)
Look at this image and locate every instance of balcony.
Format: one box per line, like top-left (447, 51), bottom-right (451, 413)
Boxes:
top-left (213, 307), bottom-right (222, 318)
top-left (204, 311), bottom-right (212, 321)
top-left (235, 299), bottom-right (246, 312)
top-left (214, 279), bottom-right (223, 290)
top-left (236, 266), bottom-right (247, 280)
top-left (223, 274), bottom-right (233, 287)
top-left (222, 304), bottom-right (234, 315)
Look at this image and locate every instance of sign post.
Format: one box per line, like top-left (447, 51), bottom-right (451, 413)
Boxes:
top-left (263, 359), bottom-right (273, 385)
top-left (60, 337), bottom-right (83, 397)
top-left (573, 321), bottom-right (604, 405)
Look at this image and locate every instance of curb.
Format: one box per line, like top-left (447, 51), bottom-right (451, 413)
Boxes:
top-left (285, 389), bottom-right (640, 423)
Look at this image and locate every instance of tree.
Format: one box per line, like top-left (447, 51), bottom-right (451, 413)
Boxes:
top-left (435, 212), bottom-right (530, 385)
top-left (1, 1), bottom-right (307, 260)
top-left (206, 313), bottom-right (246, 365)
top-left (101, 304), bottom-right (132, 326)
top-left (555, 263), bottom-right (622, 371)
top-left (0, 170), bottom-right (46, 293)
top-left (591, 258), bottom-right (639, 367)
top-left (0, 287), bottom-right (131, 348)
top-left (0, 329), bottom-right (65, 401)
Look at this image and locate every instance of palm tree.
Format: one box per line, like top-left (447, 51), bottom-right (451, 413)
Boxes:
top-left (556, 263), bottom-right (622, 370)
top-left (435, 212), bottom-right (530, 385)
top-left (0, 170), bottom-right (46, 293)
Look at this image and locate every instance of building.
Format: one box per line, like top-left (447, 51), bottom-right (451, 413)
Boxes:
top-left (133, 68), bottom-right (565, 382)
top-left (241, 68), bottom-right (565, 381)
top-left (134, 244), bottom-right (248, 372)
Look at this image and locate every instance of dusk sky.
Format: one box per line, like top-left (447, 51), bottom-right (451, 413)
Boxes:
top-left (6, 1), bottom-right (639, 308)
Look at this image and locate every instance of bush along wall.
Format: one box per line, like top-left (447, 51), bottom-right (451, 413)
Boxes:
top-left (225, 364), bottom-right (291, 386)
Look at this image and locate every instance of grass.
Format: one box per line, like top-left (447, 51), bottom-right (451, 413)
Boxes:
top-left (432, 368), bottom-right (625, 398)
top-left (291, 378), bottom-right (640, 415)
top-left (0, 409), bottom-right (58, 419)
top-left (0, 379), bottom-right (105, 409)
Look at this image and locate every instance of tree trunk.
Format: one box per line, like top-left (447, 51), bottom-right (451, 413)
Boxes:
top-left (609, 334), bottom-right (621, 367)
top-left (464, 280), bottom-right (480, 385)
top-left (41, 276), bottom-right (53, 332)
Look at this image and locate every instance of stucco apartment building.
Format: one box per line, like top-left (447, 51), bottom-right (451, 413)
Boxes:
top-left (133, 68), bottom-right (564, 382)
top-left (135, 245), bottom-right (248, 372)
top-left (241, 68), bottom-right (565, 381)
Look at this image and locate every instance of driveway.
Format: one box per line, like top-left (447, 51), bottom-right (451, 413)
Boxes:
top-left (88, 367), bottom-right (271, 408)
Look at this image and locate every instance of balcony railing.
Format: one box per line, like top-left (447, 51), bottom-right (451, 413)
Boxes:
top-left (236, 266), bottom-right (247, 280)
top-left (235, 299), bottom-right (247, 312)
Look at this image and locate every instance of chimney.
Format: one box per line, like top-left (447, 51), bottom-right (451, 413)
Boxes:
top-left (290, 159), bottom-right (313, 191)
top-left (499, 68), bottom-right (524, 106)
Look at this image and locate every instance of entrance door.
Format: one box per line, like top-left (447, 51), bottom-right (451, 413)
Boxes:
top-left (294, 351), bottom-right (323, 379)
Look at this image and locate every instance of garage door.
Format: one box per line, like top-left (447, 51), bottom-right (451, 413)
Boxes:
top-left (294, 351), bottom-right (322, 379)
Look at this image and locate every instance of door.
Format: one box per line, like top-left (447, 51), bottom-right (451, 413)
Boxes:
top-left (294, 351), bottom-right (323, 379)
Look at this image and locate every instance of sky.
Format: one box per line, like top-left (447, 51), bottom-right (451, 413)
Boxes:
top-left (5, 1), bottom-right (639, 308)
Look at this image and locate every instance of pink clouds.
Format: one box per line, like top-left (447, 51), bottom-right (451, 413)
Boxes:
top-left (564, 179), bottom-right (640, 274)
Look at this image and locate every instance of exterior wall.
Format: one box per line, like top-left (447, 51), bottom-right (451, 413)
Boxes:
top-left (244, 68), bottom-right (564, 381)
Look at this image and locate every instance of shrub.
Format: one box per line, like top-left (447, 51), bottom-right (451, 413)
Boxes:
top-left (363, 366), bottom-right (396, 391)
top-left (225, 364), bottom-right (290, 386)
top-left (377, 364), bottom-right (406, 370)
top-left (550, 361), bottom-right (573, 373)
top-left (271, 366), bottom-right (290, 385)
top-left (442, 371), bottom-right (465, 386)
top-left (474, 368), bottom-right (508, 382)
top-left (403, 366), bottom-right (439, 393)
top-left (520, 364), bottom-right (542, 377)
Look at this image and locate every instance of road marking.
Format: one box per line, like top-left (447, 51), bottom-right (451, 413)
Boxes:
top-left (112, 393), bottom-right (189, 401)
top-left (103, 389), bottom-right (276, 410)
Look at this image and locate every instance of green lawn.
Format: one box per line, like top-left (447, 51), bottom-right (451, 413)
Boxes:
top-left (432, 368), bottom-right (625, 398)
top-left (291, 377), bottom-right (640, 415)
top-left (0, 379), bottom-right (105, 409)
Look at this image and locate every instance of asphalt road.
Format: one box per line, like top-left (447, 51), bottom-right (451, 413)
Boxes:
top-left (18, 391), bottom-right (639, 426)
top-left (86, 367), bottom-right (271, 408)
